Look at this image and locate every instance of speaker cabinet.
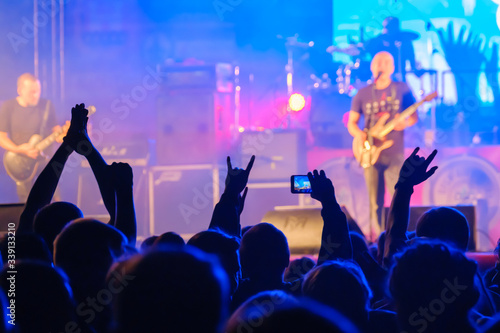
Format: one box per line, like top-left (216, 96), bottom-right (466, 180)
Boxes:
top-left (240, 129), bottom-right (307, 181)
top-left (241, 182), bottom-right (301, 228)
top-left (0, 203), bottom-right (24, 232)
top-left (156, 93), bottom-right (216, 165)
top-left (148, 165), bottom-right (221, 237)
top-left (77, 166), bottom-right (149, 237)
top-left (263, 205), bottom-right (477, 253)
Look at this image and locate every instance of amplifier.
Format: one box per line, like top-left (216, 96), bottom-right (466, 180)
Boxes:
top-left (81, 141), bottom-right (151, 167)
top-left (240, 129), bottom-right (307, 181)
top-left (147, 164), bottom-right (222, 237)
top-left (157, 65), bottom-right (216, 91)
top-left (0, 203), bottom-right (24, 232)
top-left (77, 165), bottom-right (150, 237)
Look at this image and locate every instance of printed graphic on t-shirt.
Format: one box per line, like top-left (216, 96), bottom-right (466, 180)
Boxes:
top-left (364, 93), bottom-right (400, 117)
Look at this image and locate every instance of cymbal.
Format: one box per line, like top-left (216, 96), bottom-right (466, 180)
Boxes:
top-left (279, 34), bottom-right (314, 49)
top-left (326, 44), bottom-right (362, 56)
top-left (378, 31), bottom-right (420, 41)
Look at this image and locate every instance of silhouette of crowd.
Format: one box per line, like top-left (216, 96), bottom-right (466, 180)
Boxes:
top-left (2, 103), bottom-right (500, 333)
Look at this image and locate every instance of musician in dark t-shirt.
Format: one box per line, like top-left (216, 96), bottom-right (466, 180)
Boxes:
top-left (347, 52), bottom-right (417, 240)
top-left (0, 73), bottom-right (61, 202)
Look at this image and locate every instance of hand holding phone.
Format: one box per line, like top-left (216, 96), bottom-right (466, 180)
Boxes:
top-left (306, 170), bottom-right (336, 204)
top-left (291, 175), bottom-right (312, 193)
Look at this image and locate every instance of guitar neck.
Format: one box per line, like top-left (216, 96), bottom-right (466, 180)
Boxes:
top-left (34, 129), bottom-right (62, 152)
top-left (376, 98), bottom-right (426, 138)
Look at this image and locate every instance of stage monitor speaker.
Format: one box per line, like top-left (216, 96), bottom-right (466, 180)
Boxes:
top-left (156, 92), bottom-right (215, 165)
top-left (262, 208), bottom-right (323, 254)
top-left (240, 129), bottom-right (307, 181)
top-left (0, 203), bottom-right (24, 232)
top-left (264, 205), bottom-right (477, 253)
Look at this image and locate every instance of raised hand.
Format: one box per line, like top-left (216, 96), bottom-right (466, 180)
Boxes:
top-left (225, 155), bottom-right (255, 195)
top-left (64, 103), bottom-right (90, 155)
top-left (396, 147), bottom-right (438, 188)
top-left (110, 162), bottom-right (133, 190)
top-left (64, 103), bottom-right (91, 155)
top-left (237, 187), bottom-right (248, 216)
top-left (307, 169), bottom-right (336, 204)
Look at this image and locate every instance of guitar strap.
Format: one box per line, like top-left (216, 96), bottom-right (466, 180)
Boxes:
top-left (368, 84), bottom-right (377, 146)
top-left (368, 82), bottom-right (396, 143)
top-left (390, 84), bottom-right (397, 116)
top-left (39, 100), bottom-right (51, 136)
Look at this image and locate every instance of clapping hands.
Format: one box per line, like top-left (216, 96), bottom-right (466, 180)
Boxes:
top-left (64, 103), bottom-right (91, 155)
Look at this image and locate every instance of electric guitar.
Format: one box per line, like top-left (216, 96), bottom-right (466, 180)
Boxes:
top-left (3, 123), bottom-right (70, 183)
top-left (4, 106), bottom-right (96, 183)
top-left (352, 91), bottom-right (438, 168)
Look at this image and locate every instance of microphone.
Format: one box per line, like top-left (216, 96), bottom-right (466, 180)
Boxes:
top-left (374, 72), bottom-right (382, 83)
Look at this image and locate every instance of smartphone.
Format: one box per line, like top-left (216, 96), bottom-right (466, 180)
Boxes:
top-left (291, 175), bottom-right (312, 193)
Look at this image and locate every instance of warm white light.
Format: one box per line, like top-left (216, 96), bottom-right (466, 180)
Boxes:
top-left (289, 93), bottom-right (306, 112)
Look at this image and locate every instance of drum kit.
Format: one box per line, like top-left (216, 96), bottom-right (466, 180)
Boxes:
top-left (280, 27), bottom-right (436, 148)
top-left (308, 28), bottom-right (435, 148)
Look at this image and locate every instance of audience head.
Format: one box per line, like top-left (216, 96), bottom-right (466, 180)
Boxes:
top-left (188, 229), bottom-right (240, 295)
top-left (284, 257), bottom-right (316, 283)
top-left (33, 201), bottom-right (83, 254)
top-left (113, 246), bottom-right (229, 333)
top-left (0, 233), bottom-right (51, 264)
top-left (240, 223), bottom-right (290, 280)
top-left (153, 231), bottom-right (185, 248)
top-left (302, 260), bottom-right (372, 325)
top-left (389, 241), bottom-right (479, 332)
top-left (0, 260), bottom-right (77, 333)
top-left (416, 207), bottom-right (469, 251)
top-left (140, 235), bottom-right (158, 253)
top-left (241, 225), bottom-right (253, 236)
top-left (53, 218), bottom-right (127, 295)
top-left (226, 290), bottom-right (359, 333)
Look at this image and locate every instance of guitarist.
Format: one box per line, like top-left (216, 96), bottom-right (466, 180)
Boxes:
top-left (347, 51), bottom-right (418, 241)
top-left (0, 73), bottom-right (62, 202)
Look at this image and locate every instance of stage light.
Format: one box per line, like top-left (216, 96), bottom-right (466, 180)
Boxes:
top-left (238, 126), bottom-right (245, 133)
top-left (289, 93), bottom-right (306, 112)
